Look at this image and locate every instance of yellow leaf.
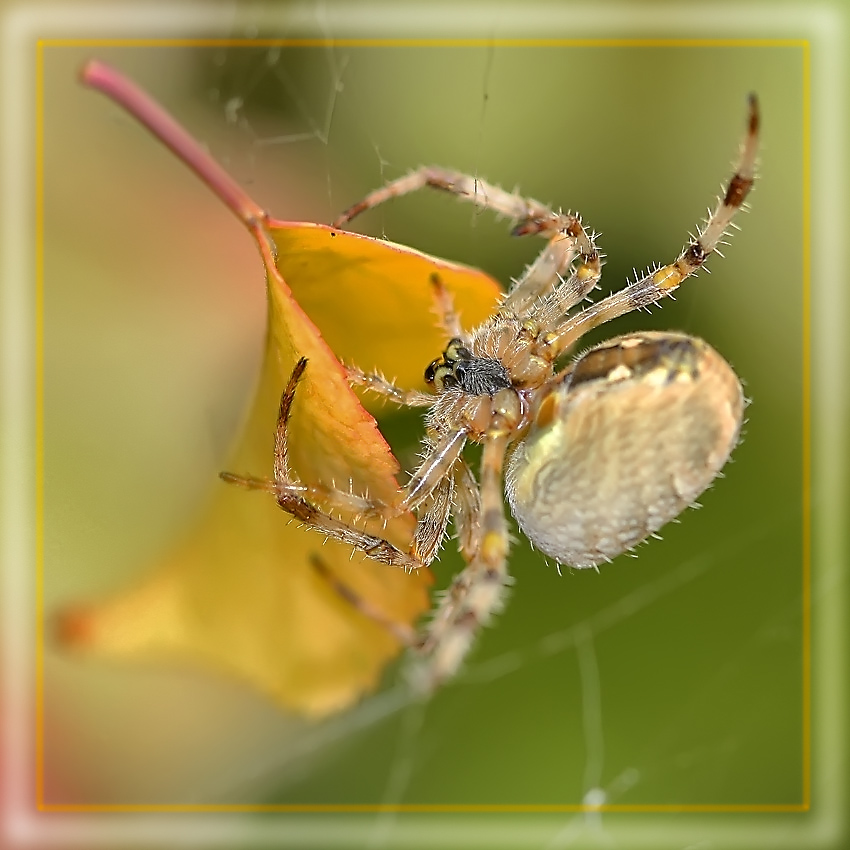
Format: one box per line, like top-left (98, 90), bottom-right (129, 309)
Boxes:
top-left (58, 217), bottom-right (501, 717)
top-left (269, 221), bottom-right (502, 396)
top-left (61, 61), bottom-right (503, 716)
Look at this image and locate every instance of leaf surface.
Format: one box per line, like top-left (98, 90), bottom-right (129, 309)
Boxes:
top-left (59, 221), bottom-right (501, 716)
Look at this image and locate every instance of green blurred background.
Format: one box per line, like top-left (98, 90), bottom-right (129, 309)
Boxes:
top-left (40, 32), bottom-right (815, 842)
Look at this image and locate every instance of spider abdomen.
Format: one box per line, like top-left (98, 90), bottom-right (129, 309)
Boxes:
top-left (504, 332), bottom-right (744, 568)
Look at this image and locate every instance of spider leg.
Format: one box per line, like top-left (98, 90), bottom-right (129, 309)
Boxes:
top-left (333, 166), bottom-right (601, 319)
top-left (310, 553), bottom-right (419, 647)
top-left (519, 239), bottom-right (603, 330)
top-left (222, 358), bottom-right (422, 569)
top-left (344, 363), bottom-right (433, 407)
top-left (541, 95), bottom-right (760, 360)
top-left (501, 233), bottom-right (577, 317)
top-left (502, 223), bottom-right (602, 319)
top-left (224, 360), bottom-right (470, 571)
top-left (307, 446), bottom-right (505, 693)
top-left (222, 466), bottom-right (422, 568)
top-left (334, 166), bottom-right (558, 229)
top-left (399, 429), bottom-right (469, 512)
top-left (429, 271), bottom-right (464, 340)
top-left (412, 474), bottom-right (454, 564)
top-left (452, 457), bottom-right (482, 562)
top-left (411, 422), bottom-right (513, 691)
top-left (305, 474), bottom-right (454, 649)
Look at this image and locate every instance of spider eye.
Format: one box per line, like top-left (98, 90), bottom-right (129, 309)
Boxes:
top-left (424, 359), bottom-right (440, 384)
top-left (445, 338), bottom-right (468, 362)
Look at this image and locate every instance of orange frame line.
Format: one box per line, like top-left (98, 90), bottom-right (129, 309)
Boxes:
top-left (34, 37), bottom-right (812, 815)
top-left (38, 803), bottom-right (810, 814)
top-left (38, 37), bottom-right (808, 48)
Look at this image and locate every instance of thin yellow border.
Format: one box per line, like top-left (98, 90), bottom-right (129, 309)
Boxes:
top-left (34, 38), bottom-right (46, 810)
top-left (38, 37), bottom-right (808, 48)
top-left (39, 803), bottom-right (808, 814)
top-left (35, 38), bottom-right (811, 815)
top-left (800, 38), bottom-right (812, 813)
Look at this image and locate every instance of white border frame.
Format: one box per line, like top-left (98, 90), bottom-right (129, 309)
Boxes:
top-left (2, 2), bottom-right (846, 847)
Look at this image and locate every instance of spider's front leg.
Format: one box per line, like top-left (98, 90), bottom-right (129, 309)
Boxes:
top-left (332, 165), bottom-right (602, 320)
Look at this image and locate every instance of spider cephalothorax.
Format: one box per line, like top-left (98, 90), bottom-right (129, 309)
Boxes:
top-left (224, 96), bottom-right (758, 692)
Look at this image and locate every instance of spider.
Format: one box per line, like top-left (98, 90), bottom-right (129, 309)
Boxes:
top-left (223, 96), bottom-right (759, 693)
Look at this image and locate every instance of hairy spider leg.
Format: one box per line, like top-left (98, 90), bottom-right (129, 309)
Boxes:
top-left (429, 272), bottom-right (466, 340)
top-left (398, 428), bottom-right (469, 512)
top-left (503, 219), bottom-right (602, 318)
top-left (412, 421), bottom-right (514, 690)
top-left (222, 358), bottom-right (421, 570)
top-left (518, 236), bottom-right (603, 331)
top-left (502, 233), bottom-right (578, 315)
top-left (541, 95), bottom-right (760, 362)
top-left (342, 273), bottom-right (468, 406)
top-left (412, 474), bottom-right (454, 564)
top-left (223, 360), bottom-right (472, 569)
top-left (309, 553), bottom-right (419, 647)
top-left (502, 231), bottom-right (602, 327)
top-left (332, 165), bottom-right (601, 321)
top-left (343, 364), bottom-right (433, 407)
top-left (309, 459), bottom-right (482, 649)
top-left (452, 457), bottom-right (483, 562)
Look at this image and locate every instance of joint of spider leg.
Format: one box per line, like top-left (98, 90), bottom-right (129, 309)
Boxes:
top-left (510, 218), bottom-right (547, 238)
top-left (530, 330), bottom-right (561, 364)
top-left (723, 173), bottom-right (755, 209)
top-left (480, 529), bottom-right (508, 565)
top-left (276, 490), bottom-right (320, 524)
top-left (649, 262), bottom-right (686, 295)
top-left (576, 253), bottom-right (602, 282)
top-left (683, 240), bottom-right (708, 266)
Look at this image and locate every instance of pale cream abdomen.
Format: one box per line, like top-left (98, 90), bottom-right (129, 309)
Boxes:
top-left (505, 332), bottom-right (744, 568)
